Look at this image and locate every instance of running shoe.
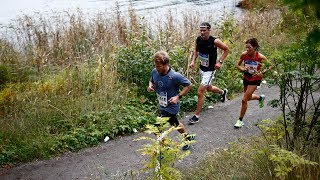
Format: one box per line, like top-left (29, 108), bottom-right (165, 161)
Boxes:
top-left (220, 89), bottom-right (228, 102)
top-left (188, 115), bottom-right (199, 124)
top-left (157, 155), bottom-right (164, 161)
top-left (185, 133), bottom-right (195, 141)
top-left (182, 144), bottom-right (190, 151)
top-left (234, 120), bottom-right (244, 128)
top-left (259, 94), bottom-right (265, 108)
top-left (182, 134), bottom-right (195, 151)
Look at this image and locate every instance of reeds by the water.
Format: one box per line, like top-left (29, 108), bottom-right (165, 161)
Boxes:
top-left (0, 3), bottom-right (318, 179)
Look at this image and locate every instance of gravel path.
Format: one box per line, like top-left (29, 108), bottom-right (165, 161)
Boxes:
top-left (0, 84), bottom-right (281, 180)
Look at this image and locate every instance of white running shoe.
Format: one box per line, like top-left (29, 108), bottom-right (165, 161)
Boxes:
top-left (234, 120), bottom-right (244, 128)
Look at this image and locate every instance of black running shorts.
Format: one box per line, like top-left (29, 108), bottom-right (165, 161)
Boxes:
top-left (243, 78), bottom-right (261, 86)
top-left (159, 110), bottom-right (179, 127)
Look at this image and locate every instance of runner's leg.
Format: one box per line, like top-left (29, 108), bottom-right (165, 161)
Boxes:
top-left (240, 85), bottom-right (257, 118)
top-left (195, 85), bottom-right (207, 116)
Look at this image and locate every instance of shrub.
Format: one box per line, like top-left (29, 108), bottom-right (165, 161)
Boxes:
top-left (0, 65), bottom-right (10, 90)
top-left (135, 117), bottom-right (195, 179)
top-left (115, 27), bottom-right (154, 96)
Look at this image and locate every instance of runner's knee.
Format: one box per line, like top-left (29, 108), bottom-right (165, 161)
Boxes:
top-left (198, 87), bottom-right (206, 95)
top-left (242, 98), bottom-right (249, 104)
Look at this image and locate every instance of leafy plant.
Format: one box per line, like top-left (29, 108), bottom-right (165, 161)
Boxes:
top-left (115, 26), bottom-right (154, 96)
top-left (257, 118), bottom-right (287, 146)
top-left (272, 42), bottom-right (320, 150)
top-left (0, 65), bottom-right (11, 90)
top-left (269, 145), bottom-right (318, 178)
top-left (135, 117), bottom-right (195, 179)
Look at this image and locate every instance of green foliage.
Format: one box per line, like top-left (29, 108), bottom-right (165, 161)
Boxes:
top-left (307, 28), bottom-right (320, 45)
top-left (0, 65), bottom-right (10, 90)
top-left (0, 39), bottom-right (19, 64)
top-left (180, 95), bottom-right (198, 112)
top-left (183, 138), bottom-right (274, 180)
top-left (0, 39), bottom-right (29, 83)
top-left (216, 61), bottom-right (243, 96)
top-left (283, 0), bottom-right (320, 19)
top-left (115, 30), bottom-right (154, 96)
top-left (269, 145), bottom-right (318, 178)
top-left (0, 96), bottom-right (157, 166)
top-left (76, 98), bottom-right (157, 138)
top-left (169, 46), bottom-right (189, 72)
top-left (183, 134), bottom-right (319, 180)
top-left (135, 117), bottom-right (194, 179)
top-left (216, 13), bottom-right (243, 97)
top-left (237, 0), bottom-right (281, 10)
top-left (258, 118), bottom-right (287, 145)
top-left (281, 0), bottom-right (320, 45)
top-left (218, 13), bottom-right (238, 46)
top-left (272, 41), bottom-right (320, 149)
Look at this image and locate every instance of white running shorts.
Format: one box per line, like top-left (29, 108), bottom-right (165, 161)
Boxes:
top-left (200, 70), bottom-right (215, 87)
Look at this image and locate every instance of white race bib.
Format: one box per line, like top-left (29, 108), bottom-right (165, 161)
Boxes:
top-left (199, 53), bottom-right (209, 67)
top-left (157, 92), bottom-right (168, 107)
top-left (245, 60), bottom-right (258, 74)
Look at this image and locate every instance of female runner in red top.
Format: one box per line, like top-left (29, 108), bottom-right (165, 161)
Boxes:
top-left (234, 38), bottom-right (273, 128)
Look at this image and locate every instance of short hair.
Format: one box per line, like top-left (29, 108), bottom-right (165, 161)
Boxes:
top-left (246, 38), bottom-right (260, 50)
top-left (200, 22), bottom-right (211, 30)
top-left (153, 51), bottom-right (170, 65)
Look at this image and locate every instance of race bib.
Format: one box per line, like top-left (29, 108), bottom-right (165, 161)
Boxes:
top-left (157, 92), bottom-right (168, 107)
top-left (199, 53), bottom-right (209, 67)
top-left (245, 60), bottom-right (258, 74)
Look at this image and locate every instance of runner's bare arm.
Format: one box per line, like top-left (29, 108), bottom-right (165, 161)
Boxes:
top-left (236, 52), bottom-right (246, 72)
top-left (214, 38), bottom-right (229, 64)
top-left (189, 41), bottom-right (199, 69)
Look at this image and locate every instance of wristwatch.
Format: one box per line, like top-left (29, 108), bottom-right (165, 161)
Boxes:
top-left (179, 94), bottom-right (183, 99)
top-left (219, 60), bottom-right (223, 64)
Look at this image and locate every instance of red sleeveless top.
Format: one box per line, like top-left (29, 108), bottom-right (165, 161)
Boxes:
top-left (243, 52), bottom-right (262, 81)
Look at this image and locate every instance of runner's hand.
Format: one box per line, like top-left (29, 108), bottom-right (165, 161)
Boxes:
top-left (214, 62), bottom-right (221, 69)
top-left (168, 95), bottom-right (179, 104)
top-left (253, 71), bottom-right (263, 77)
top-left (189, 62), bottom-right (195, 69)
top-left (147, 85), bottom-right (154, 92)
top-left (244, 66), bottom-right (248, 72)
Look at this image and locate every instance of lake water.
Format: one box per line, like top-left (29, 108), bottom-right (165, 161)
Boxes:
top-left (0, 0), bottom-right (243, 26)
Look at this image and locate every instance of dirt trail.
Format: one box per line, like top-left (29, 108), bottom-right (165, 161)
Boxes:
top-left (0, 85), bottom-right (281, 180)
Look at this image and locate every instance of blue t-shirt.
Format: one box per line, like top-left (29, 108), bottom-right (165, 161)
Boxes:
top-left (150, 68), bottom-right (191, 114)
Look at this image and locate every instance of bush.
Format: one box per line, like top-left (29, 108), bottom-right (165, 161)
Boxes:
top-left (271, 41), bottom-right (320, 149)
top-left (115, 29), bottom-right (154, 96)
top-left (0, 65), bottom-right (11, 90)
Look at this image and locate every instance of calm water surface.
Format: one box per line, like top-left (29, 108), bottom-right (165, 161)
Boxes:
top-left (1, 0), bottom-right (242, 26)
